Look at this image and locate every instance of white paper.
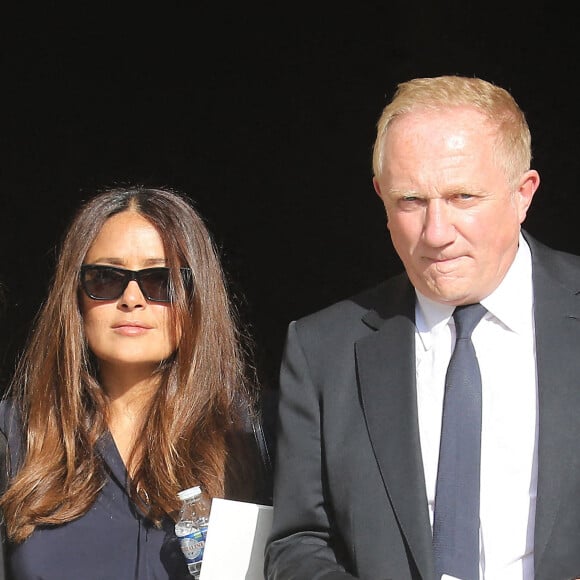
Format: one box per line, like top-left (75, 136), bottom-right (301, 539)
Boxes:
top-left (199, 498), bottom-right (273, 580)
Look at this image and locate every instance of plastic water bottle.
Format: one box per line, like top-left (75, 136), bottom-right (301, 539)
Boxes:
top-left (175, 486), bottom-right (211, 578)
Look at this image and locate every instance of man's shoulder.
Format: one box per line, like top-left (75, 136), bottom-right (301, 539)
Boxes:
top-left (293, 271), bottom-right (411, 332)
top-left (526, 231), bottom-right (580, 288)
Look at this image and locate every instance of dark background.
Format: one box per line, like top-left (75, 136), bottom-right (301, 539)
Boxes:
top-left (2, 3), bottom-right (579, 393)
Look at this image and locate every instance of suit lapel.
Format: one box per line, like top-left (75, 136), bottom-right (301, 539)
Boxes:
top-left (355, 277), bottom-right (434, 580)
top-left (529, 238), bottom-right (580, 575)
top-left (351, 234), bottom-right (580, 579)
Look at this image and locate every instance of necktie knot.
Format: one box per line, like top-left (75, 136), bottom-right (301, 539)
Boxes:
top-left (453, 303), bottom-right (487, 339)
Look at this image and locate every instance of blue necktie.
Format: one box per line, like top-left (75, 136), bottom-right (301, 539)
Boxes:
top-left (433, 303), bottom-right (487, 580)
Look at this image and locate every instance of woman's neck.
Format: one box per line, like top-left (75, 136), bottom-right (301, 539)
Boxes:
top-left (100, 367), bottom-right (160, 469)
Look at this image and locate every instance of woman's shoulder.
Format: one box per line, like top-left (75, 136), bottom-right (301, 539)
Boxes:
top-left (0, 398), bottom-right (23, 472)
top-left (0, 398), bottom-right (20, 435)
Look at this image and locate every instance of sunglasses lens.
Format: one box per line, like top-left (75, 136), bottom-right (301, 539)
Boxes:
top-left (81, 266), bottom-right (188, 302)
top-left (138, 269), bottom-right (171, 301)
top-left (82, 267), bottom-right (127, 300)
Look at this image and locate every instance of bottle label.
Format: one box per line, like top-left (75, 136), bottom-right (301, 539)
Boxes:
top-left (179, 527), bottom-right (207, 563)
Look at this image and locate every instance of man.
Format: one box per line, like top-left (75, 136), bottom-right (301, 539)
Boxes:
top-left (264, 76), bottom-right (580, 579)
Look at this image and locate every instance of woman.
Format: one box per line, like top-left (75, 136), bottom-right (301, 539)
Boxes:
top-left (0, 186), bottom-right (270, 579)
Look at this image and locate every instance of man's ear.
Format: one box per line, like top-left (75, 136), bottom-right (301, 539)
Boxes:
top-left (516, 169), bottom-right (540, 224)
top-left (373, 177), bottom-right (382, 197)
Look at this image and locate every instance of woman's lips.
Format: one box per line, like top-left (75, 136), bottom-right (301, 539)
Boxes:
top-left (112, 321), bottom-right (153, 336)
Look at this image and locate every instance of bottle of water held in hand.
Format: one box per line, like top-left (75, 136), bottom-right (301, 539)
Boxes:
top-left (175, 486), bottom-right (211, 578)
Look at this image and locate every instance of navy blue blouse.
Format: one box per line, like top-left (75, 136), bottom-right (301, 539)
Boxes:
top-left (0, 401), bottom-right (195, 580)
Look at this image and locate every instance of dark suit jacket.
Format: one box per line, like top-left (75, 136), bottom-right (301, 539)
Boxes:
top-left (264, 232), bottom-right (580, 580)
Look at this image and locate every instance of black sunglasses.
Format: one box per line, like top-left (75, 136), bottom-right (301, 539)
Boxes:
top-left (80, 265), bottom-right (193, 302)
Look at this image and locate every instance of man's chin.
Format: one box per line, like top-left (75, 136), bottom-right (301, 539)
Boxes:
top-left (419, 277), bottom-right (477, 305)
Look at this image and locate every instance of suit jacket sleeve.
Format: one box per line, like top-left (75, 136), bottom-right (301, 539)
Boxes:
top-left (264, 321), bottom-right (357, 580)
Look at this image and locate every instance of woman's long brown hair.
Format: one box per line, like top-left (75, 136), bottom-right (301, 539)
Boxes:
top-left (0, 186), bottom-right (260, 542)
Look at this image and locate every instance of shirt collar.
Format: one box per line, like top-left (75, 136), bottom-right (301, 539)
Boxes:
top-left (481, 232), bottom-right (533, 334)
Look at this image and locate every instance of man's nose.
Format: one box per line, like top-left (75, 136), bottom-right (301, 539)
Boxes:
top-left (422, 200), bottom-right (455, 246)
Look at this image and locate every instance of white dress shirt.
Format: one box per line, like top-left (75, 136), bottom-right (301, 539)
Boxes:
top-left (415, 233), bottom-right (538, 580)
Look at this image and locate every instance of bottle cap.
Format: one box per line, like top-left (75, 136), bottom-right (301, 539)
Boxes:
top-left (177, 485), bottom-right (202, 501)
